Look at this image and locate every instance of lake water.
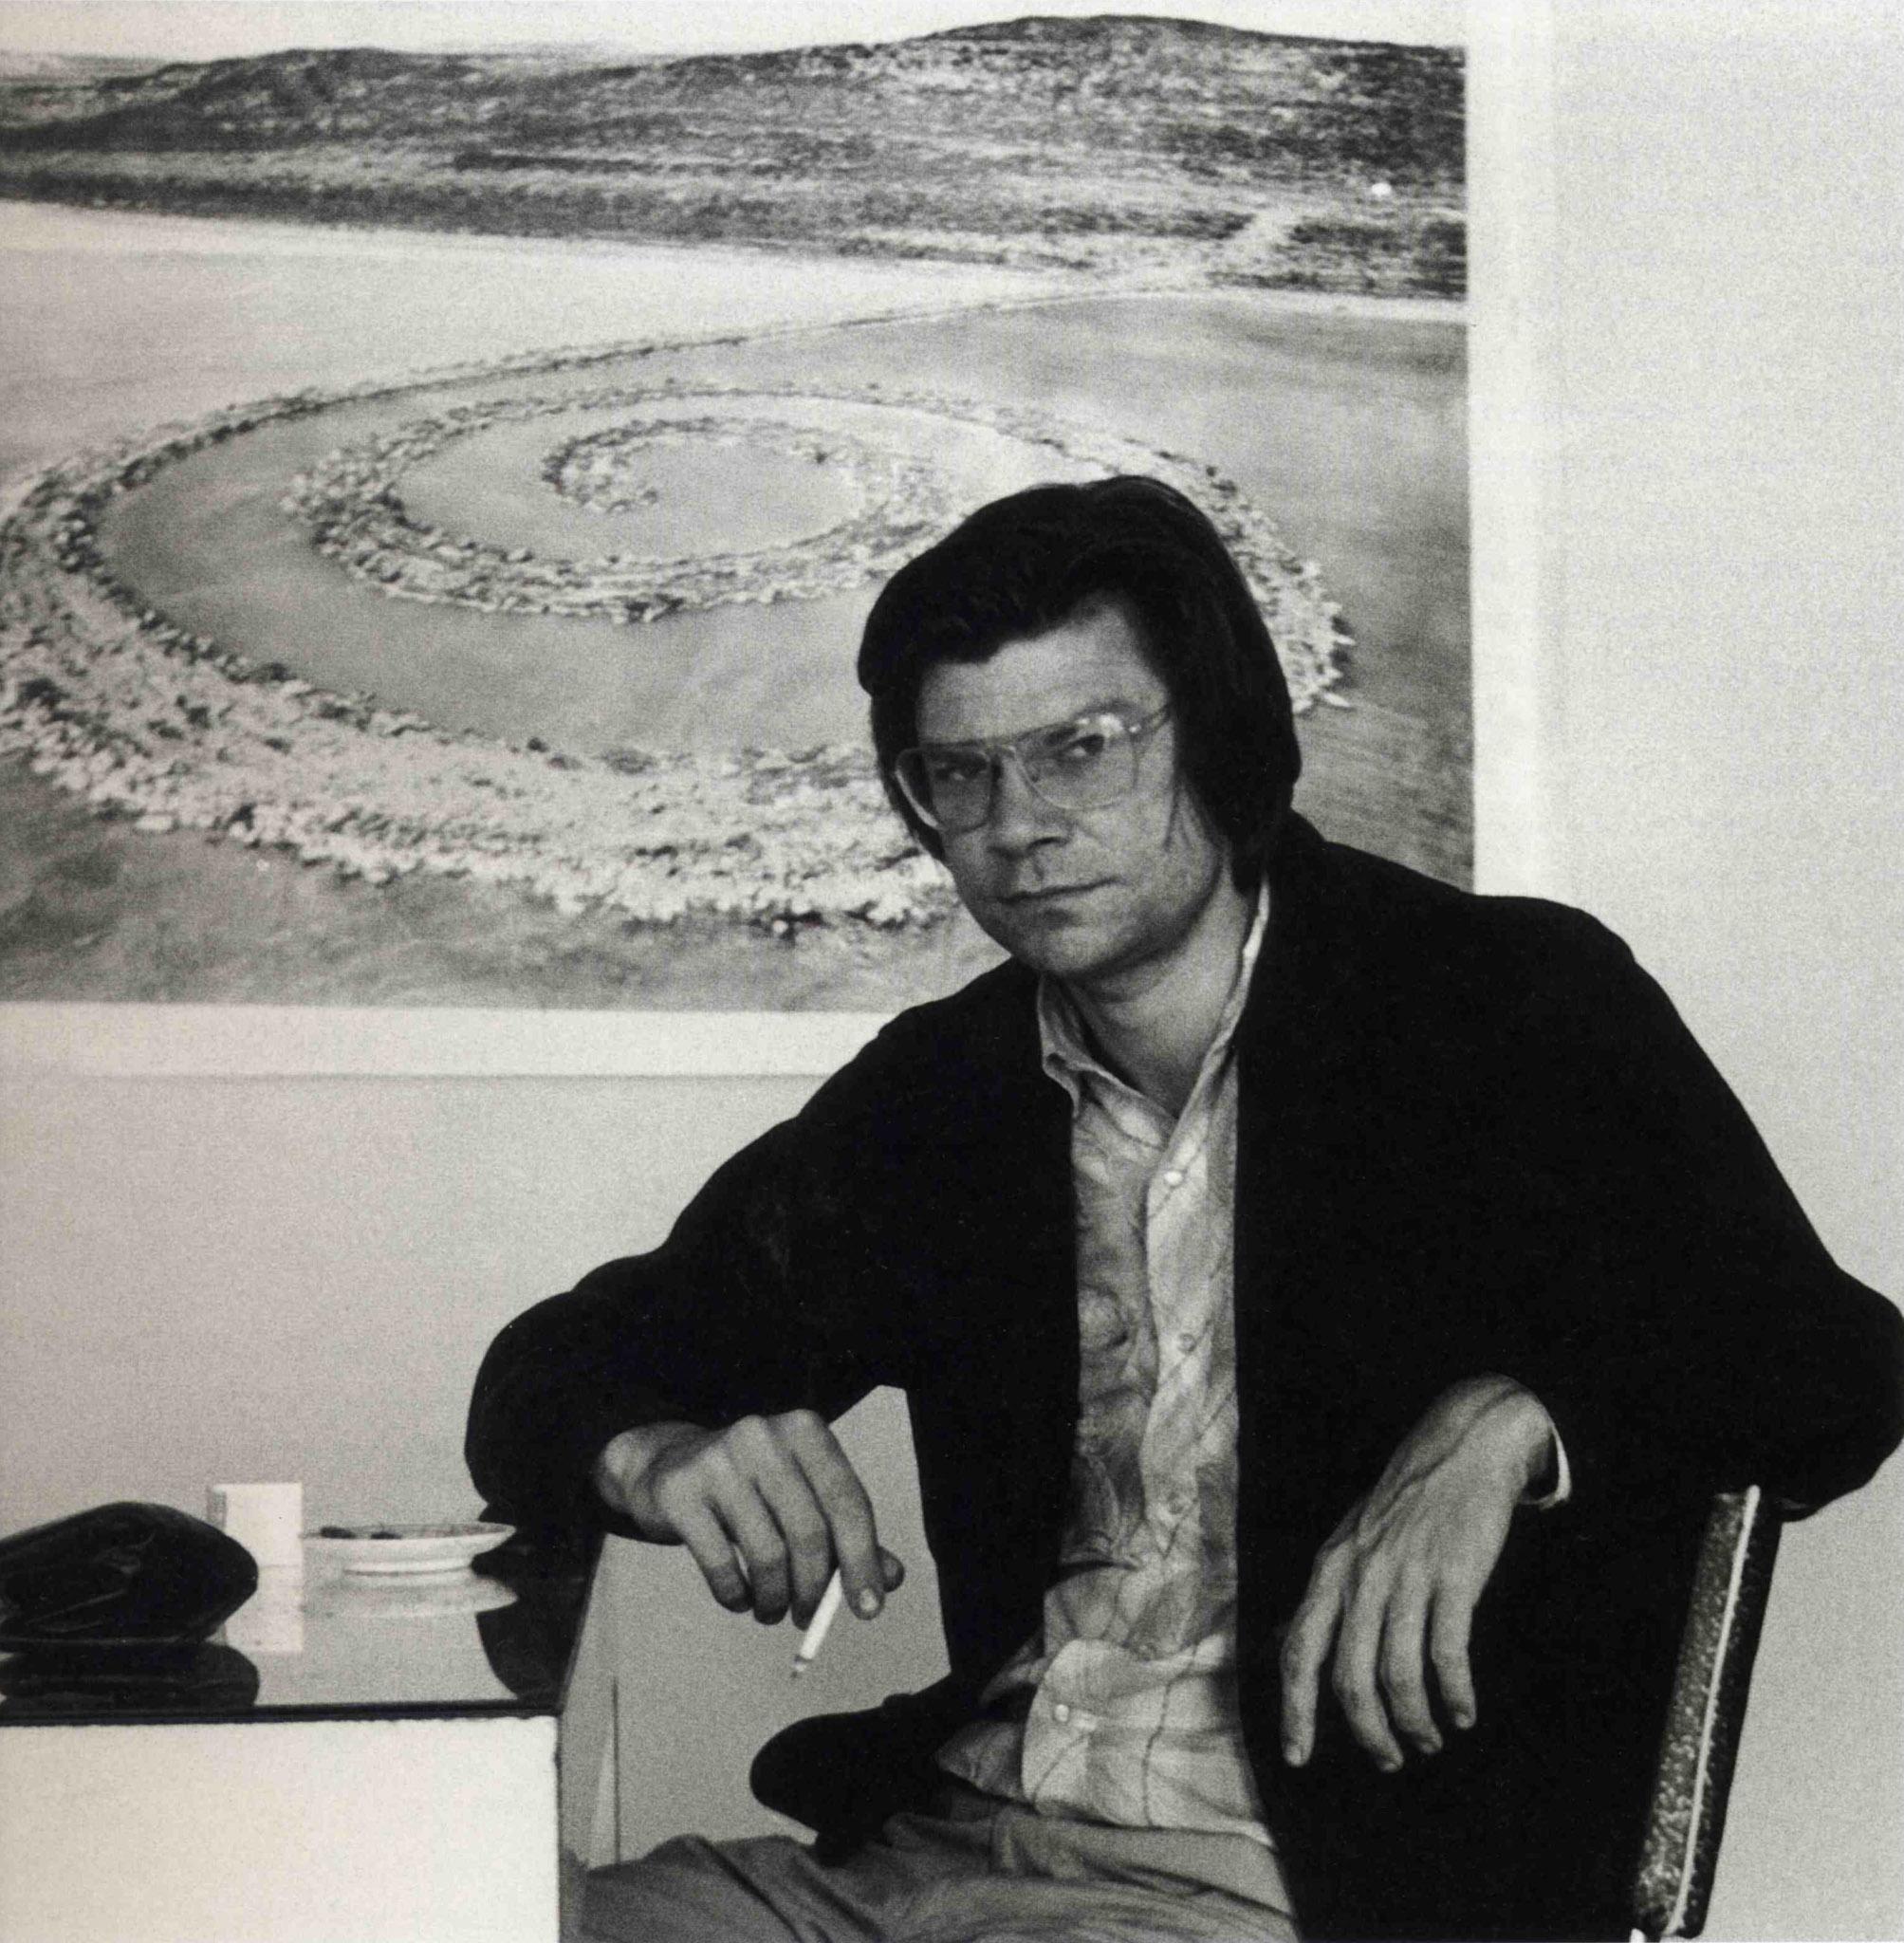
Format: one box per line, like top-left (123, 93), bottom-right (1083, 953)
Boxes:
top-left (1, 200), bottom-right (1472, 1015)
top-left (67, 254), bottom-right (1467, 789)
top-left (0, 201), bottom-right (1070, 486)
top-left (6, 200), bottom-right (1470, 832)
top-left (0, 200), bottom-right (1469, 1018)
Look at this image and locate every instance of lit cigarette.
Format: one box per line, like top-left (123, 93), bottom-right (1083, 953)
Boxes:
top-left (789, 1571), bottom-right (845, 1679)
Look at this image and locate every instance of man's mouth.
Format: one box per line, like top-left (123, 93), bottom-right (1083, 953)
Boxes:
top-left (1001, 881), bottom-right (1108, 906)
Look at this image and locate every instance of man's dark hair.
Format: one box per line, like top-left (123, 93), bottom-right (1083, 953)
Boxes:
top-left (857, 475), bottom-right (1302, 892)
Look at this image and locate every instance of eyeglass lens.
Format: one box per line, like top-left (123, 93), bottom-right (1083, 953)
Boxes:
top-left (898, 712), bottom-right (1147, 833)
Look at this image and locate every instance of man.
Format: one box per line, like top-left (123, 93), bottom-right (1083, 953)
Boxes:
top-left (468, 478), bottom-right (1901, 1941)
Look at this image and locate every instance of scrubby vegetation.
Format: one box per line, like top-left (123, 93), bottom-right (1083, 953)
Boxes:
top-left (0, 18), bottom-right (1463, 297)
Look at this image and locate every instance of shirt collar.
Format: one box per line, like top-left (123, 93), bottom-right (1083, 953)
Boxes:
top-left (1037, 880), bottom-right (1271, 1108)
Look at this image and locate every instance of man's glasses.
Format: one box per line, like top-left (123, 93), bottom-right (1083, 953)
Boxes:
top-left (894, 702), bottom-right (1173, 835)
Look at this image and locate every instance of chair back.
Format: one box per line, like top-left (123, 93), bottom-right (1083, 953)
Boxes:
top-left (1629, 1486), bottom-right (1783, 1941)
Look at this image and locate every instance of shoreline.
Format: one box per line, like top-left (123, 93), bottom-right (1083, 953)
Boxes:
top-left (0, 193), bottom-right (1465, 329)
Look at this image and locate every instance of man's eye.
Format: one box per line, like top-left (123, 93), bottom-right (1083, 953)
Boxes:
top-left (1043, 723), bottom-right (1114, 768)
top-left (926, 751), bottom-right (989, 786)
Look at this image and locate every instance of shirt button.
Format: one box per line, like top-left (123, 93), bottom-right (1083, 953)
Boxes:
top-left (1052, 1702), bottom-right (1072, 1724)
top-left (1176, 1329), bottom-right (1198, 1354)
top-left (1161, 1168), bottom-right (1185, 1189)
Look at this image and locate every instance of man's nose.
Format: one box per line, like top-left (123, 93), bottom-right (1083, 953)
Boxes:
top-left (984, 750), bottom-right (1067, 850)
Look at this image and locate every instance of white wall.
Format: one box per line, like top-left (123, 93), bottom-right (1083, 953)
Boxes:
top-left (1, 6), bottom-right (1897, 1935)
top-left (1474, 6), bottom-right (1902, 1937)
top-left (0, 1073), bottom-right (816, 1529)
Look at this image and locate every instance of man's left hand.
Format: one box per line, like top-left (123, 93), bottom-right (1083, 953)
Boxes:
top-left (1279, 1374), bottom-right (1555, 1773)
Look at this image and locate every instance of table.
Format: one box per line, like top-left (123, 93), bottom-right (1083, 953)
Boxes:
top-left (0, 1538), bottom-right (613, 1943)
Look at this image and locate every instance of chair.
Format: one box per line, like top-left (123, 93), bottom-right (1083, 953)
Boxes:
top-left (1627, 1487), bottom-right (1784, 1941)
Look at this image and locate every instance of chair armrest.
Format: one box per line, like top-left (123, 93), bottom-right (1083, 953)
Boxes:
top-left (1629, 1487), bottom-right (1784, 1941)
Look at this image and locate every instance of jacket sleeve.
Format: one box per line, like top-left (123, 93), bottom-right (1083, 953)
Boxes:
top-left (465, 1033), bottom-right (925, 1539)
top-left (1496, 920), bottom-right (1904, 1516)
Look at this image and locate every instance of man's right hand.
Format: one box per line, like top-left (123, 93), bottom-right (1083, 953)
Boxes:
top-left (593, 1411), bottom-right (903, 1628)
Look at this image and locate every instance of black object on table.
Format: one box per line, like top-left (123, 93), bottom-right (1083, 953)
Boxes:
top-left (0, 1501), bottom-right (257, 1649)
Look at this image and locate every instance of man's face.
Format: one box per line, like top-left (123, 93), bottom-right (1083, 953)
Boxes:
top-left (912, 595), bottom-right (1234, 992)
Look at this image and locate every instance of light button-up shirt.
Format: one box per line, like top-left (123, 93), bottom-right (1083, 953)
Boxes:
top-left (938, 891), bottom-right (1276, 1845)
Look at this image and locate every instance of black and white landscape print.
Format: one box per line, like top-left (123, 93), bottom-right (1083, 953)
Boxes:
top-left (0, 7), bottom-right (1469, 1011)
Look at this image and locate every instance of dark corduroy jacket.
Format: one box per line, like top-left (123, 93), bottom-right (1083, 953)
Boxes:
top-left (468, 814), bottom-right (1902, 1941)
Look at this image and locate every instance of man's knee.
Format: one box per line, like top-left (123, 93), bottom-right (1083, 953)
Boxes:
top-left (581, 1833), bottom-right (824, 1943)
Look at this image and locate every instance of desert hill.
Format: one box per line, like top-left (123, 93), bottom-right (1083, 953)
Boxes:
top-left (0, 16), bottom-right (1463, 295)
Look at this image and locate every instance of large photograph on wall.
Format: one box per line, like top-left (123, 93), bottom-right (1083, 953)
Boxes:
top-left (0, 0), bottom-right (1468, 1020)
